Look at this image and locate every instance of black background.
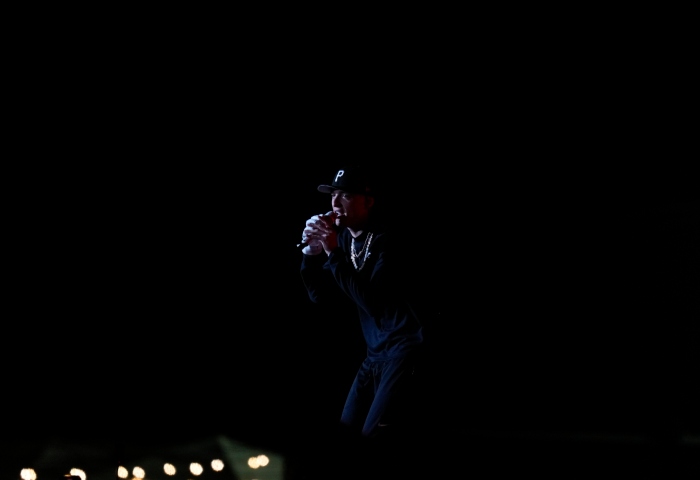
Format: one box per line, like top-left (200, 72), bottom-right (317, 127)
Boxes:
top-left (3, 17), bottom-right (699, 477)
top-left (6, 155), bottom-right (698, 442)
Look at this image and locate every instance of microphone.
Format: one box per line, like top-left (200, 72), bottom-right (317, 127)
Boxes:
top-left (297, 211), bottom-right (336, 249)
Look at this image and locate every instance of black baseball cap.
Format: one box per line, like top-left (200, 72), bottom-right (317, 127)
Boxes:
top-left (317, 166), bottom-right (374, 195)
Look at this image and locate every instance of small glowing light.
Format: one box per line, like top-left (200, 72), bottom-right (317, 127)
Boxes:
top-left (20, 468), bottom-right (37, 480)
top-left (189, 462), bottom-right (204, 476)
top-left (163, 463), bottom-right (177, 476)
top-left (117, 466), bottom-right (129, 478)
top-left (132, 466), bottom-right (146, 479)
top-left (257, 455), bottom-right (270, 466)
top-left (211, 459), bottom-right (225, 472)
top-left (69, 468), bottom-right (86, 480)
top-left (248, 457), bottom-right (260, 469)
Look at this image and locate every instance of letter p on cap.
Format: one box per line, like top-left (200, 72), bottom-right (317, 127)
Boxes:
top-left (334, 170), bottom-right (345, 182)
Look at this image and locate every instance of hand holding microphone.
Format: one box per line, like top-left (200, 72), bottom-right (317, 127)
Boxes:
top-left (298, 211), bottom-right (338, 255)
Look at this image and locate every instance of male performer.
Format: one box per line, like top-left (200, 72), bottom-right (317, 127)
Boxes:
top-left (298, 165), bottom-right (429, 477)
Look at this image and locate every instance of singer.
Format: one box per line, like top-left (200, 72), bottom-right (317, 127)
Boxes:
top-left (298, 165), bottom-right (430, 478)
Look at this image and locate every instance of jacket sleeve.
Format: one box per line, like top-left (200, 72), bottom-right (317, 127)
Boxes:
top-left (300, 252), bottom-right (347, 305)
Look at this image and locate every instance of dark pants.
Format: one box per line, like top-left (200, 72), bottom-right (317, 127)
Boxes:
top-left (340, 350), bottom-right (424, 439)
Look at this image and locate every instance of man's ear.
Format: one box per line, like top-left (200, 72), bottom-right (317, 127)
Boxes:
top-left (365, 195), bottom-right (375, 209)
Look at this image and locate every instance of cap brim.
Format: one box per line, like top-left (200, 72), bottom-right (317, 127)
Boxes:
top-left (317, 185), bottom-right (335, 194)
top-left (318, 184), bottom-right (373, 195)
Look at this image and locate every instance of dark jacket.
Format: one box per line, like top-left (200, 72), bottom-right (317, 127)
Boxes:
top-left (300, 225), bottom-right (425, 361)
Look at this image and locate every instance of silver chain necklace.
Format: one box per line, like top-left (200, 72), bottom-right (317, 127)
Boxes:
top-left (350, 232), bottom-right (374, 271)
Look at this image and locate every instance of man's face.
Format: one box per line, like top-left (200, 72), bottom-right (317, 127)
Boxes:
top-left (331, 190), bottom-right (373, 229)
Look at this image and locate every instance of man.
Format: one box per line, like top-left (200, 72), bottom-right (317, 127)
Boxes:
top-left (298, 165), bottom-right (429, 475)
